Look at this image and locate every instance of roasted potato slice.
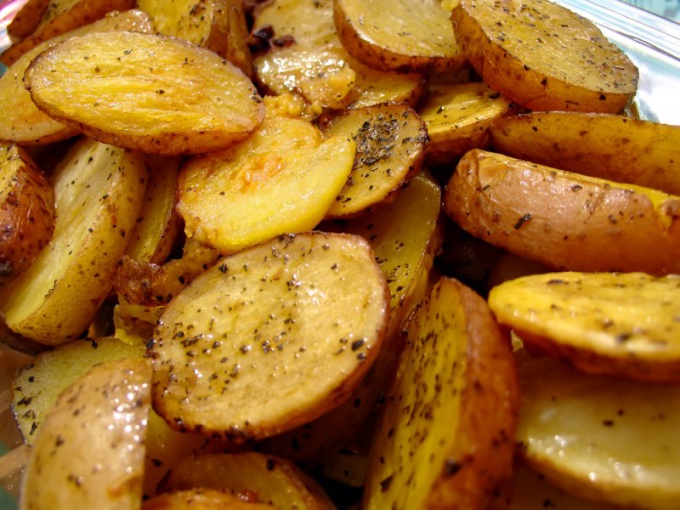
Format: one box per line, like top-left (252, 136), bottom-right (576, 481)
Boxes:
top-left (0, 143), bottom-right (54, 287)
top-left (451, 0), bottom-right (638, 113)
top-left (515, 349), bottom-right (680, 509)
top-left (6, 0), bottom-right (51, 39)
top-left (489, 271), bottom-right (680, 382)
top-left (320, 102), bottom-right (428, 218)
top-left (143, 488), bottom-right (275, 510)
top-left (11, 336), bottom-right (145, 445)
top-left (363, 277), bottom-right (518, 510)
top-left (334, 0), bottom-right (465, 73)
top-left (0, 137), bottom-right (147, 345)
top-left (444, 149), bottom-right (680, 275)
top-left (0, 9), bottom-right (154, 145)
top-left (149, 232), bottom-right (390, 442)
top-left (177, 115), bottom-right (355, 253)
top-left (20, 357), bottom-right (152, 510)
top-left (25, 31), bottom-right (265, 155)
top-left (490, 111), bottom-right (680, 196)
top-left (0, 0), bottom-right (136, 66)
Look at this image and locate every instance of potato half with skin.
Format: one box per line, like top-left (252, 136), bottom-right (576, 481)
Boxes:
top-left (143, 488), bottom-right (274, 510)
top-left (149, 232), bottom-right (390, 442)
top-left (0, 137), bottom-right (147, 345)
top-left (0, 143), bottom-right (54, 287)
top-left (489, 272), bottom-right (680, 382)
top-left (20, 357), bottom-right (152, 510)
top-left (515, 349), bottom-right (680, 510)
top-left (444, 149), bottom-right (680, 275)
top-left (490, 112), bottom-right (680, 196)
top-left (451, 0), bottom-right (638, 113)
top-left (363, 277), bottom-right (518, 510)
top-left (25, 32), bottom-right (265, 155)
top-left (334, 0), bottom-right (466, 73)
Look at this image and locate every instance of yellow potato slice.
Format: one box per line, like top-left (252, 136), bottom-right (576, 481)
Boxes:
top-left (0, 137), bottom-right (147, 345)
top-left (334, 0), bottom-right (465, 73)
top-left (489, 271), bottom-right (680, 382)
top-left (20, 357), bottom-right (152, 510)
top-left (177, 116), bottom-right (355, 254)
top-left (0, 143), bottom-right (54, 287)
top-left (11, 336), bottom-right (145, 445)
top-left (363, 277), bottom-right (518, 510)
top-left (143, 488), bottom-right (274, 510)
top-left (149, 232), bottom-right (390, 442)
top-left (515, 349), bottom-right (680, 509)
top-left (490, 111), bottom-right (680, 196)
top-left (25, 31), bottom-right (265, 155)
top-left (320, 102), bottom-right (428, 218)
top-left (0, 9), bottom-right (155, 145)
top-left (444, 149), bottom-right (680, 275)
top-left (451, 0), bottom-right (638, 113)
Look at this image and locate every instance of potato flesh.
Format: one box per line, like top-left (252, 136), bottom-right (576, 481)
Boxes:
top-left (25, 32), bottom-right (265, 155)
top-left (150, 232), bottom-right (390, 442)
top-left (516, 350), bottom-right (680, 509)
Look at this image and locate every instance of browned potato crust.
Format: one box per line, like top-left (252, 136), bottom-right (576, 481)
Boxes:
top-left (143, 488), bottom-right (274, 510)
top-left (451, 0), bottom-right (638, 113)
top-left (6, 0), bottom-right (50, 39)
top-left (444, 149), bottom-right (680, 275)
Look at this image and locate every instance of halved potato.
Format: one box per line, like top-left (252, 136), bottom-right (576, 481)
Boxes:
top-left (489, 271), bottom-right (680, 382)
top-left (143, 488), bottom-right (274, 510)
top-left (451, 0), bottom-right (638, 113)
top-left (444, 149), bottom-right (680, 275)
top-left (0, 137), bottom-right (147, 345)
top-left (515, 349), bottom-right (680, 509)
top-left (0, 143), bottom-right (54, 287)
top-left (25, 31), bottom-right (265, 155)
top-left (334, 0), bottom-right (465, 73)
top-left (20, 357), bottom-right (152, 510)
top-left (149, 232), bottom-right (390, 442)
top-left (363, 277), bottom-right (518, 509)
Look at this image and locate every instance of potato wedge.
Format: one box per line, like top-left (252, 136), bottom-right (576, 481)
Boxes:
top-left (0, 137), bottom-right (147, 345)
top-left (11, 336), bottom-right (145, 445)
top-left (334, 0), bottom-right (465, 73)
top-left (0, 143), bottom-right (54, 287)
top-left (0, 0), bottom-right (136, 66)
top-left (149, 232), bottom-right (390, 442)
top-left (444, 149), bottom-right (680, 275)
top-left (177, 116), bottom-right (355, 253)
top-left (490, 111), bottom-right (680, 196)
top-left (25, 31), bottom-right (265, 155)
top-left (6, 0), bottom-right (51, 39)
top-left (20, 357), bottom-right (152, 510)
top-left (363, 277), bottom-right (518, 510)
top-left (451, 0), bottom-right (638, 113)
top-left (489, 271), bottom-right (680, 382)
top-left (515, 349), bottom-right (680, 509)
top-left (0, 9), bottom-right (154, 145)
top-left (143, 488), bottom-right (274, 510)
top-left (320, 102), bottom-right (428, 218)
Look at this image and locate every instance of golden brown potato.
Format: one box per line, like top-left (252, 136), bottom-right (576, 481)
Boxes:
top-left (444, 149), bottom-right (680, 275)
top-left (334, 0), bottom-right (466, 73)
top-left (363, 277), bottom-right (518, 509)
top-left (143, 488), bottom-right (275, 510)
top-left (149, 232), bottom-right (390, 442)
top-left (25, 32), bottom-right (265, 155)
top-left (0, 143), bottom-right (54, 287)
top-left (490, 111), bottom-right (680, 196)
top-left (6, 0), bottom-right (50, 39)
top-left (451, 0), bottom-right (638, 113)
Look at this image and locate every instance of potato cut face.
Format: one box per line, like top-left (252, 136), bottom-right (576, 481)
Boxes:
top-left (20, 357), bottom-right (152, 510)
top-left (321, 102), bottom-right (428, 218)
top-left (363, 277), bottom-right (517, 510)
top-left (11, 337), bottom-right (145, 445)
top-left (25, 32), bottom-right (265, 155)
top-left (0, 137), bottom-right (147, 344)
top-left (178, 116), bottom-right (355, 253)
top-left (451, 0), bottom-right (638, 113)
top-left (150, 232), bottom-right (390, 442)
top-left (489, 272), bottom-right (680, 382)
top-left (334, 0), bottom-right (465, 73)
top-left (516, 350), bottom-right (680, 509)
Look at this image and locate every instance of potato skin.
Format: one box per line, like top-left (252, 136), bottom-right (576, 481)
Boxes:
top-left (444, 149), bottom-right (680, 275)
top-left (0, 143), bottom-right (54, 286)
